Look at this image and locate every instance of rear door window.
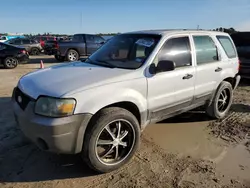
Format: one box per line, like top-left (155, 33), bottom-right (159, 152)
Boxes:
top-left (85, 35), bottom-right (95, 43)
top-left (73, 34), bottom-right (84, 42)
top-left (216, 36), bottom-right (237, 58)
top-left (13, 39), bottom-right (22, 45)
top-left (193, 35), bottom-right (218, 65)
top-left (22, 39), bottom-right (31, 44)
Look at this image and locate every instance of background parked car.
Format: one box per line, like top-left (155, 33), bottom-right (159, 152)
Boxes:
top-left (5, 38), bottom-right (43, 55)
top-left (0, 42), bottom-right (29, 69)
top-left (231, 32), bottom-right (250, 79)
top-left (0, 35), bottom-right (25, 43)
top-left (34, 36), bottom-right (57, 49)
top-left (46, 33), bottom-right (106, 62)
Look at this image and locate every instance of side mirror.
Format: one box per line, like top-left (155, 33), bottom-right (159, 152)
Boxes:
top-left (149, 60), bottom-right (175, 75)
top-left (156, 60), bottom-right (175, 73)
top-left (100, 41), bottom-right (105, 45)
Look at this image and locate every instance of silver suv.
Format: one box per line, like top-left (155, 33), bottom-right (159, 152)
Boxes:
top-left (12, 30), bottom-right (241, 173)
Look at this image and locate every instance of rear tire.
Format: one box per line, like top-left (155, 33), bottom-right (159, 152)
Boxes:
top-left (54, 55), bottom-right (65, 62)
top-left (66, 49), bottom-right (79, 62)
top-left (3, 57), bottom-right (18, 69)
top-left (30, 48), bottom-right (40, 55)
top-left (206, 81), bottom-right (233, 119)
top-left (82, 107), bottom-right (140, 173)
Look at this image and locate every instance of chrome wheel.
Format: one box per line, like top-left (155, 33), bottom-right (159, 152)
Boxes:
top-left (95, 119), bottom-right (135, 165)
top-left (68, 51), bottom-right (78, 61)
top-left (5, 58), bottom-right (18, 68)
top-left (217, 88), bottom-right (231, 113)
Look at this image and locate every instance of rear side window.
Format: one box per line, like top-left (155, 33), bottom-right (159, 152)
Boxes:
top-left (158, 36), bottom-right (192, 68)
top-left (73, 34), bottom-right (84, 42)
top-left (85, 35), bottom-right (95, 42)
top-left (216, 36), bottom-right (237, 58)
top-left (193, 36), bottom-right (218, 65)
top-left (22, 39), bottom-right (31, 44)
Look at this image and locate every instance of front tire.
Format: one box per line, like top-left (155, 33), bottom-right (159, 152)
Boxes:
top-left (82, 107), bottom-right (140, 173)
top-left (206, 81), bottom-right (233, 119)
top-left (3, 57), bottom-right (18, 69)
top-left (66, 49), bottom-right (79, 62)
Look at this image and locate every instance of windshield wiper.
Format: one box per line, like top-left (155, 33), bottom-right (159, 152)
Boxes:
top-left (82, 57), bottom-right (116, 68)
top-left (95, 59), bottom-right (116, 68)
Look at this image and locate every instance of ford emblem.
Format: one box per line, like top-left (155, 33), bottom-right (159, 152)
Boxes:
top-left (18, 96), bottom-right (22, 103)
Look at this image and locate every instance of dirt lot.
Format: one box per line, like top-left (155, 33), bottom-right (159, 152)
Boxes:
top-left (0, 56), bottom-right (250, 188)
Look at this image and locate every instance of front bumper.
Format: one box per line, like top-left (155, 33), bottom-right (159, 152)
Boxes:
top-left (12, 92), bottom-right (92, 154)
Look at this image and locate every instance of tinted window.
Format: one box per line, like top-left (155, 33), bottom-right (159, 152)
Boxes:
top-left (1, 36), bottom-right (7, 40)
top-left (73, 34), bottom-right (84, 42)
top-left (13, 39), bottom-right (22, 45)
top-left (85, 35), bottom-right (95, 42)
top-left (216, 36), bottom-right (236, 58)
top-left (94, 36), bottom-right (105, 43)
top-left (158, 37), bottom-right (191, 68)
top-left (22, 39), bottom-right (30, 44)
top-left (193, 36), bottom-right (218, 64)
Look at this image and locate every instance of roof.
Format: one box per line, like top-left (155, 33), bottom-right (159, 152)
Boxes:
top-left (124, 29), bottom-right (228, 36)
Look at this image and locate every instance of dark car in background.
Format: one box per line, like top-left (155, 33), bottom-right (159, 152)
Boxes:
top-left (6, 38), bottom-right (43, 55)
top-left (231, 32), bottom-right (250, 79)
top-left (34, 36), bottom-right (57, 49)
top-left (45, 34), bottom-right (106, 62)
top-left (0, 42), bottom-right (29, 69)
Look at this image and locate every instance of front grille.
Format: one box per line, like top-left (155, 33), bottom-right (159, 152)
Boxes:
top-left (14, 87), bottom-right (33, 111)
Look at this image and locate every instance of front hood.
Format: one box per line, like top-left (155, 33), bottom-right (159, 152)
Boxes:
top-left (18, 62), bottom-right (137, 99)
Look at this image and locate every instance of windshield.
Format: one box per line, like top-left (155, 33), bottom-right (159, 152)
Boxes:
top-left (86, 34), bottom-right (161, 69)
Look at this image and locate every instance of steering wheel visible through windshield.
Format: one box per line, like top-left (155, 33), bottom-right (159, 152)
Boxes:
top-left (86, 34), bottom-right (161, 69)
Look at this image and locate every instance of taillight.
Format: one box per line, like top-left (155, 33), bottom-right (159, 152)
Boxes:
top-left (20, 50), bottom-right (26, 54)
top-left (238, 59), bottom-right (241, 71)
top-left (55, 41), bottom-right (59, 49)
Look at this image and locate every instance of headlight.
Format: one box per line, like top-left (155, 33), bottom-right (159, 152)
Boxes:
top-left (35, 97), bottom-right (76, 117)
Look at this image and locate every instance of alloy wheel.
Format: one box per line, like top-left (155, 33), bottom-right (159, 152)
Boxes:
top-left (95, 119), bottom-right (135, 166)
top-left (217, 88), bottom-right (231, 113)
top-left (68, 51), bottom-right (77, 61)
top-left (5, 58), bottom-right (17, 68)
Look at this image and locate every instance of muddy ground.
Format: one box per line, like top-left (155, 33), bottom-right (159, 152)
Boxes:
top-left (0, 56), bottom-right (250, 188)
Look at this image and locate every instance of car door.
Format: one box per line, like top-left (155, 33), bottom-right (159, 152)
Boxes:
top-left (85, 34), bottom-right (98, 55)
top-left (0, 43), bottom-right (7, 59)
top-left (94, 35), bottom-right (105, 49)
top-left (191, 35), bottom-right (222, 104)
top-left (147, 35), bottom-right (195, 123)
top-left (21, 39), bottom-right (31, 51)
top-left (12, 38), bottom-right (22, 47)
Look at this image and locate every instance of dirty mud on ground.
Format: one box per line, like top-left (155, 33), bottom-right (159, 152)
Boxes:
top-left (0, 56), bottom-right (250, 188)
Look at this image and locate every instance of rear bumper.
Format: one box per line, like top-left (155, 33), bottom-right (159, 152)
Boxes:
top-left (17, 54), bottom-right (29, 64)
top-left (12, 90), bottom-right (92, 154)
top-left (234, 74), bottom-right (241, 89)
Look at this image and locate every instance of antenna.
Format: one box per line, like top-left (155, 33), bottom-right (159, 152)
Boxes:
top-left (80, 12), bottom-right (83, 31)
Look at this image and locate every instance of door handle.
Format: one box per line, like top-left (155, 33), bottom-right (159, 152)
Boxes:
top-left (182, 74), bottom-right (193, 80)
top-left (215, 67), bottom-right (222, 72)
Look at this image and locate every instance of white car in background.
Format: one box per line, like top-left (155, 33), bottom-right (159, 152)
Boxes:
top-left (0, 36), bottom-right (8, 43)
